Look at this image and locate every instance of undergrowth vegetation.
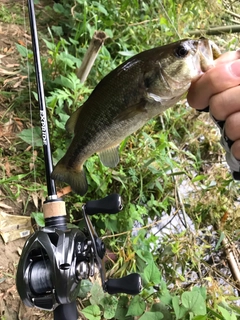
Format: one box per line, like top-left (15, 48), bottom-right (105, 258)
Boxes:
top-left (2, 0), bottom-right (240, 319)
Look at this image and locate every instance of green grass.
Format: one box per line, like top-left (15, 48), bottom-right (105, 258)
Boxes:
top-left (2, 0), bottom-right (240, 319)
top-left (0, 3), bottom-right (25, 25)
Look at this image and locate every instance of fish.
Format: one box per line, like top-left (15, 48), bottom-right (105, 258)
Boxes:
top-left (51, 38), bottom-right (220, 196)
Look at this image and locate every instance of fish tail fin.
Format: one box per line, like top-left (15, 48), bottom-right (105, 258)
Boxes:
top-left (51, 160), bottom-right (88, 196)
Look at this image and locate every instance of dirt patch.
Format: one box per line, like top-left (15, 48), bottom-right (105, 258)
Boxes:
top-left (0, 237), bottom-right (47, 320)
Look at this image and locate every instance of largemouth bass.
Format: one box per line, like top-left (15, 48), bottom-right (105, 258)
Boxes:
top-left (51, 38), bottom-right (220, 196)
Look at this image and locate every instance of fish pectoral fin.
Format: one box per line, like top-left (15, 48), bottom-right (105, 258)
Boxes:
top-left (99, 146), bottom-right (119, 168)
top-left (115, 100), bottom-right (147, 122)
top-left (65, 107), bottom-right (82, 133)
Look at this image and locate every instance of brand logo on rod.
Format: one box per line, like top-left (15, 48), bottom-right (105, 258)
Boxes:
top-left (40, 110), bottom-right (47, 145)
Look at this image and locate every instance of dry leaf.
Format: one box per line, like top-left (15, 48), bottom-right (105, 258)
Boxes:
top-left (0, 68), bottom-right (19, 75)
top-left (31, 192), bottom-right (39, 209)
top-left (57, 185), bottom-right (72, 197)
top-left (0, 202), bottom-right (13, 211)
top-left (4, 159), bottom-right (11, 177)
top-left (0, 211), bottom-right (33, 243)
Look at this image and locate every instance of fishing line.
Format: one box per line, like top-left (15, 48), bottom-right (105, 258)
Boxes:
top-left (22, 0), bottom-right (37, 190)
top-left (22, 0), bottom-right (49, 270)
top-left (27, 0), bottom-right (57, 198)
top-left (159, 0), bottom-right (181, 39)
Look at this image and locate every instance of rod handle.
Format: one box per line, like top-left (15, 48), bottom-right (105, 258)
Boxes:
top-left (84, 194), bottom-right (123, 215)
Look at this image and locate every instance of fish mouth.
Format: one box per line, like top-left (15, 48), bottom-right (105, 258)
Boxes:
top-left (197, 38), bottom-right (221, 72)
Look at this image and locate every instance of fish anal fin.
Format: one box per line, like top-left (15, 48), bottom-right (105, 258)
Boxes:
top-left (115, 100), bottom-right (147, 122)
top-left (66, 108), bottom-right (82, 133)
top-left (99, 146), bottom-right (119, 168)
top-left (51, 160), bottom-right (88, 196)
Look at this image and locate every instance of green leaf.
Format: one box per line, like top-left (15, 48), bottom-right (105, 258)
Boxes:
top-left (181, 291), bottom-right (206, 315)
top-left (16, 43), bottom-right (28, 57)
top-left (136, 249), bottom-right (153, 264)
top-left (18, 127), bottom-right (42, 147)
top-left (115, 296), bottom-right (129, 320)
top-left (94, 2), bottom-right (108, 15)
top-left (126, 296), bottom-right (146, 317)
top-left (172, 296), bottom-right (187, 320)
top-left (53, 2), bottom-right (65, 14)
top-left (118, 50), bottom-right (135, 57)
top-left (90, 283), bottom-right (105, 305)
top-left (43, 39), bottom-right (56, 51)
top-left (217, 306), bottom-right (237, 320)
top-left (81, 305), bottom-right (101, 320)
top-left (51, 25), bottom-right (63, 36)
top-left (31, 212), bottom-right (45, 227)
top-left (139, 311), bottom-right (164, 320)
top-left (100, 295), bottom-right (118, 319)
top-left (151, 302), bottom-right (173, 319)
top-left (159, 280), bottom-right (172, 305)
top-left (192, 175), bottom-right (207, 182)
top-left (192, 286), bottom-right (207, 300)
top-left (143, 260), bottom-right (161, 285)
top-left (215, 232), bottom-right (225, 250)
top-left (78, 279), bottom-right (92, 299)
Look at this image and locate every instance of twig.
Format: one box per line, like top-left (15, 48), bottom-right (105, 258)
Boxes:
top-left (214, 222), bottom-right (240, 295)
top-left (224, 9), bottom-right (240, 20)
top-left (188, 25), bottom-right (240, 36)
top-left (76, 31), bottom-right (108, 83)
top-left (222, 234), bottom-right (240, 295)
top-left (159, 115), bottom-right (190, 230)
top-left (129, 18), bottom-right (159, 26)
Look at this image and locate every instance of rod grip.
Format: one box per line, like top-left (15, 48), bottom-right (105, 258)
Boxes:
top-left (84, 194), bottom-right (123, 215)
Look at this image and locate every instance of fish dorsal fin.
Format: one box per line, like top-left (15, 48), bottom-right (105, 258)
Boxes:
top-left (65, 108), bottom-right (82, 133)
top-left (99, 146), bottom-right (119, 168)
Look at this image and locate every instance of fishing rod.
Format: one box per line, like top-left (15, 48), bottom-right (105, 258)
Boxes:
top-left (16, 1), bottom-right (142, 319)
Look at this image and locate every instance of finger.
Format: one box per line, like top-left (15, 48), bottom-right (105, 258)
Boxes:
top-left (214, 50), bottom-right (240, 64)
top-left (231, 140), bottom-right (240, 160)
top-left (187, 55), bottom-right (240, 110)
top-left (224, 111), bottom-right (240, 141)
top-left (209, 86), bottom-right (240, 120)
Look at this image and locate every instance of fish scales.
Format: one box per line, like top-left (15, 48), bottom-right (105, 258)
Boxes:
top-left (51, 38), bottom-right (221, 196)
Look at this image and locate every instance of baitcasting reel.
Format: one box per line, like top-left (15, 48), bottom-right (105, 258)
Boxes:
top-left (16, 194), bottom-right (142, 311)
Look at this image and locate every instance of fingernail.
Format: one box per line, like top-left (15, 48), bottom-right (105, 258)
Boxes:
top-left (229, 60), bottom-right (240, 77)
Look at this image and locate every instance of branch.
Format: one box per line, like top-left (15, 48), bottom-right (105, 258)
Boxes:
top-left (214, 221), bottom-right (240, 295)
top-left (76, 30), bottom-right (108, 83)
top-left (224, 9), bottom-right (240, 20)
top-left (188, 25), bottom-right (240, 36)
top-left (222, 234), bottom-right (240, 295)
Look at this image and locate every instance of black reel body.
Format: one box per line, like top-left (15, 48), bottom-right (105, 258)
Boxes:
top-left (17, 227), bottom-right (87, 310)
top-left (16, 194), bottom-right (142, 312)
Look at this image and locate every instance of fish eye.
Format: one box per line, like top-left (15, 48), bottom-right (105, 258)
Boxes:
top-left (174, 45), bottom-right (189, 58)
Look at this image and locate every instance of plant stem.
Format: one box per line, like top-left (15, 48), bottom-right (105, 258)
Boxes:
top-left (76, 31), bottom-right (108, 83)
top-left (188, 25), bottom-right (240, 36)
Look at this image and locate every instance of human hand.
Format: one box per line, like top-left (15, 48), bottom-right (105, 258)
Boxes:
top-left (187, 50), bottom-right (240, 178)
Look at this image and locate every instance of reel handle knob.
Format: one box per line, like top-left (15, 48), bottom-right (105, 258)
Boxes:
top-left (84, 194), bottom-right (123, 215)
top-left (54, 302), bottom-right (78, 320)
top-left (105, 273), bottom-right (142, 295)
